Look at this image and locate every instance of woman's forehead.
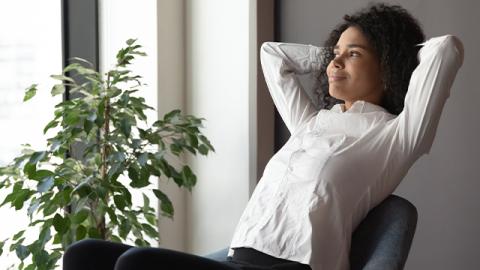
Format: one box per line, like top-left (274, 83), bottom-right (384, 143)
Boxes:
top-left (335, 26), bottom-right (372, 50)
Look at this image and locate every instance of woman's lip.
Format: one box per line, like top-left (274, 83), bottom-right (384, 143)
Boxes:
top-left (328, 76), bottom-right (347, 82)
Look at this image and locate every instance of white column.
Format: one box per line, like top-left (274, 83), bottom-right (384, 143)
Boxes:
top-left (184, 0), bottom-right (256, 254)
top-left (156, 0), bottom-right (188, 252)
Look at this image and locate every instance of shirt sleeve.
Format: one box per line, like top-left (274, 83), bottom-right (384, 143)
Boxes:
top-left (260, 42), bottom-right (328, 134)
top-left (394, 35), bottom-right (464, 158)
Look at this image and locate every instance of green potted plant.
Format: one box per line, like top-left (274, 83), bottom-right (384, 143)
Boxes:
top-left (0, 39), bottom-right (214, 270)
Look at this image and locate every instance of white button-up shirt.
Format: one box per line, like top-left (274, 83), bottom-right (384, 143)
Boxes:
top-left (228, 35), bottom-right (464, 270)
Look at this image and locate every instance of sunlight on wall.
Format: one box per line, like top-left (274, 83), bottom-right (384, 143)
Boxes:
top-left (185, 0), bottom-right (254, 253)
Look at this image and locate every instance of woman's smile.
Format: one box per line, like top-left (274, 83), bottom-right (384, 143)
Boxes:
top-left (328, 75), bottom-right (347, 82)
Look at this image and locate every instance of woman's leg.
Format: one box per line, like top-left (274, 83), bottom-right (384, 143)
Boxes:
top-left (63, 239), bottom-right (308, 270)
top-left (114, 247), bottom-right (241, 270)
top-left (63, 239), bottom-right (132, 270)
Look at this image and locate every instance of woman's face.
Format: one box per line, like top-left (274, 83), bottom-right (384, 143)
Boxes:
top-left (327, 26), bottom-right (383, 108)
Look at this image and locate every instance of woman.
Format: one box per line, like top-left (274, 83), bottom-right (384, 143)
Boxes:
top-left (63, 3), bottom-right (464, 270)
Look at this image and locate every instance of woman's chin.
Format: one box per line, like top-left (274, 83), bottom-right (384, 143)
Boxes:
top-left (328, 88), bottom-right (347, 100)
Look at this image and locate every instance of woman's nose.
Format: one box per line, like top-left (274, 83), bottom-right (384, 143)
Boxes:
top-left (332, 57), bottom-right (344, 69)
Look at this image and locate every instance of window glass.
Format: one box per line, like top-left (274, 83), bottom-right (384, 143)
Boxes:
top-left (0, 1), bottom-right (62, 268)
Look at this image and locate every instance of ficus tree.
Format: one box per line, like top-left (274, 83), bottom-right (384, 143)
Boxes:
top-left (0, 39), bottom-right (214, 270)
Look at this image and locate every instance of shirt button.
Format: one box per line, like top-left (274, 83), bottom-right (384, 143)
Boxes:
top-left (288, 166), bottom-right (294, 172)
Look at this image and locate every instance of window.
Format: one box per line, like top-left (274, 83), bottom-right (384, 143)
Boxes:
top-left (0, 1), bottom-right (62, 268)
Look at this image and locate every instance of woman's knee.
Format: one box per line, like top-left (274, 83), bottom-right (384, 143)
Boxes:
top-left (114, 247), bottom-right (231, 270)
top-left (64, 239), bottom-right (102, 261)
top-left (115, 248), bottom-right (157, 269)
top-left (63, 239), bottom-right (132, 270)
top-left (63, 239), bottom-right (105, 269)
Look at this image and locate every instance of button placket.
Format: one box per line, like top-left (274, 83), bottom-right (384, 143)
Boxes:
top-left (277, 147), bottom-right (303, 200)
top-left (287, 147), bottom-right (306, 174)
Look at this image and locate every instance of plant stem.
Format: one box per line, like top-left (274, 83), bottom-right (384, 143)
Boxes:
top-left (98, 76), bottom-right (111, 239)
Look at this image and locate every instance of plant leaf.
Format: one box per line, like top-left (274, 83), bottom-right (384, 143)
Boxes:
top-left (127, 166), bottom-right (139, 182)
top-left (141, 223), bottom-right (158, 238)
top-left (138, 153), bottom-right (148, 166)
top-left (163, 109), bottom-right (181, 121)
top-left (198, 144), bottom-right (209, 155)
top-left (0, 240), bottom-right (5, 256)
top-left (31, 170), bottom-right (54, 181)
top-left (38, 226), bottom-right (52, 248)
top-left (51, 84), bottom-right (65, 96)
top-left (113, 195), bottom-right (127, 210)
top-left (15, 245), bottom-right (30, 260)
top-left (119, 219), bottom-right (131, 239)
top-left (120, 117), bottom-right (132, 137)
top-left (43, 120), bottom-right (59, 134)
top-left (68, 57), bottom-right (94, 67)
top-left (32, 250), bottom-right (49, 266)
top-left (52, 214), bottom-right (69, 234)
top-left (71, 209), bottom-right (89, 224)
top-left (28, 151), bottom-right (46, 165)
top-left (65, 111), bottom-right (80, 125)
top-left (23, 84), bottom-right (38, 101)
top-left (76, 225), bottom-right (87, 240)
top-left (142, 193), bottom-right (150, 214)
top-left (27, 199), bottom-right (40, 216)
top-left (13, 230), bottom-right (25, 241)
top-left (130, 167), bottom-right (150, 188)
top-left (50, 74), bottom-right (75, 83)
top-left (152, 189), bottom-right (174, 218)
top-left (37, 176), bottom-right (54, 193)
top-left (199, 135), bottom-right (215, 151)
top-left (14, 189), bottom-right (34, 210)
top-left (126, 38), bottom-right (137, 45)
top-left (181, 166), bottom-right (197, 190)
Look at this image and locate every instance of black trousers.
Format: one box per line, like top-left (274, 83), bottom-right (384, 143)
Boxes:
top-left (63, 239), bottom-right (311, 270)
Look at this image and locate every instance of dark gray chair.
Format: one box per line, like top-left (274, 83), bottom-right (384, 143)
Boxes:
top-left (205, 194), bottom-right (417, 270)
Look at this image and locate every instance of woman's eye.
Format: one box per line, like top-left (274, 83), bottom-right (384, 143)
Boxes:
top-left (333, 51), bottom-right (360, 57)
top-left (350, 51), bottom-right (360, 57)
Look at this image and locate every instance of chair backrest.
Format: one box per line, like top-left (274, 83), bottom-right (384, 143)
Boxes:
top-left (349, 194), bottom-right (418, 270)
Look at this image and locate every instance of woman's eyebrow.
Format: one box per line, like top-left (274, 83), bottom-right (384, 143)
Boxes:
top-left (333, 44), bottom-right (369, 50)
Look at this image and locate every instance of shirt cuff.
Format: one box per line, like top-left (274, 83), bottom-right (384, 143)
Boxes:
top-left (310, 45), bottom-right (331, 71)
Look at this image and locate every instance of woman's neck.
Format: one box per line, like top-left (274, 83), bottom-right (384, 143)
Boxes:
top-left (342, 101), bottom-right (354, 112)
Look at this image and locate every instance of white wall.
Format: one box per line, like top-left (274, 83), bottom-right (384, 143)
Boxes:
top-left (184, 0), bottom-right (256, 254)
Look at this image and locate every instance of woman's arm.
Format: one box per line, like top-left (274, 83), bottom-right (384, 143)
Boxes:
top-left (394, 35), bottom-right (464, 158)
top-left (260, 42), bottom-right (328, 134)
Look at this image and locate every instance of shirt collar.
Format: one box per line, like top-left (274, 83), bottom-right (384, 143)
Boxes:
top-left (330, 100), bottom-right (388, 114)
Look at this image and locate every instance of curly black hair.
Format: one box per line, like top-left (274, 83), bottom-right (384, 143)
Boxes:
top-left (314, 3), bottom-right (425, 115)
